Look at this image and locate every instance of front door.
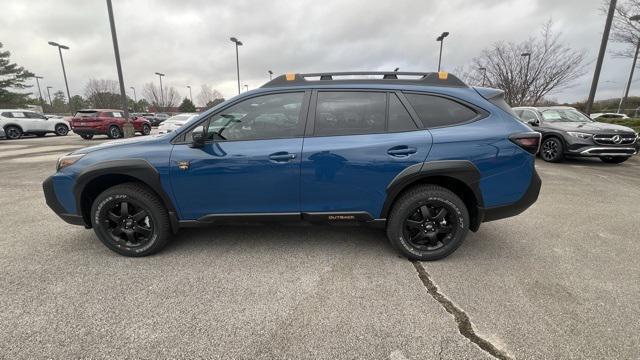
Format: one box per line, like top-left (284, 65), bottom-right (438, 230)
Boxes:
top-left (170, 91), bottom-right (309, 220)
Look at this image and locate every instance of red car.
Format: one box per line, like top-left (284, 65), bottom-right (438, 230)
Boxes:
top-left (70, 109), bottom-right (152, 139)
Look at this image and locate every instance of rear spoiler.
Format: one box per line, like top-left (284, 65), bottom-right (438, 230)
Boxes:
top-left (473, 87), bottom-right (504, 100)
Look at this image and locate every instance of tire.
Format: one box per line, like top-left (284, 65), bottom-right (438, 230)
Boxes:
top-left (55, 124), bottom-right (69, 136)
top-left (4, 125), bottom-right (22, 140)
top-left (540, 137), bottom-right (564, 162)
top-left (108, 125), bottom-right (122, 139)
top-left (141, 124), bottom-right (151, 136)
top-left (80, 134), bottom-right (94, 140)
top-left (90, 183), bottom-right (171, 257)
top-left (599, 156), bottom-right (629, 164)
top-left (387, 185), bottom-right (469, 261)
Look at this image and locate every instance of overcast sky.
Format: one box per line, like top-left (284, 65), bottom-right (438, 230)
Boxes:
top-left (1, 0), bottom-right (634, 105)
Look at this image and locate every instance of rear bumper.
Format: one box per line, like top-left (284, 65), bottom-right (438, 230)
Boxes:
top-left (478, 168), bottom-right (541, 223)
top-left (42, 176), bottom-right (85, 226)
top-left (72, 128), bottom-right (107, 135)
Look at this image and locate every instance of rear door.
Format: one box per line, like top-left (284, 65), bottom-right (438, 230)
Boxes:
top-left (300, 90), bottom-right (432, 219)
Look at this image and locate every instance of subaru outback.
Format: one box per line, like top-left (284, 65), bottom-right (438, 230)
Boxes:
top-left (43, 72), bottom-right (541, 261)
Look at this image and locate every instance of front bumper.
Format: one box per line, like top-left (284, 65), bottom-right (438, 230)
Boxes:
top-left (574, 147), bottom-right (636, 157)
top-left (42, 176), bottom-right (85, 226)
top-left (478, 168), bottom-right (541, 223)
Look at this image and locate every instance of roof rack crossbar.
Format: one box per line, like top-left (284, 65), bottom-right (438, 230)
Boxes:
top-left (262, 71), bottom-right (467, 88)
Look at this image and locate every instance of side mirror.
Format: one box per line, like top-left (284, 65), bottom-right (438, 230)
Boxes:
top-left (527, 119), bottom-right (539, 127)
top-left (190, 127), bottom-right (205, 148)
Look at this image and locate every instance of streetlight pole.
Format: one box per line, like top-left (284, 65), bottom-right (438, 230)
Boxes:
top-left (521, 52), bottom-right (531, 105)
top-left (106, 0), bottom-right (131, 135)
top-left (617, 14), bottom-right (640, 114)
top-left (268, 70), bottom-right (273, 80)
top-left (130, 86), bottom-right (136, 102)
top-left (154, 72), bottom-right (165, 110)
top-left (230, 37), bottom-right (243, 94)
top-left (47, 41), bottom-right (72, 105)
top-left (46, 86), bottom-right (53, 107)
top-left (436, 32), bottom-right (449, 72)
top-left (585, 0), bottom-right (617, 115)
top-left (479, 67), bottom-right (487, 87)
top-left (187, 85), bottom-right (193, 103)
top-left (33, 75), bottom-right (44, 108)
top-left (244, 84), bottom-right (249, 92)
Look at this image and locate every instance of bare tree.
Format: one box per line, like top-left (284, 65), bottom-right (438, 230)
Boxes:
top-left (143, 82), bottom-right (179, 111)
top-left (196, 84), bottom-right (223, 107)
top-left (463, 21), bottom-right (587, 106)
top-left (608, 0), bottom-right (640, 59)
top-left (84, 79), bottom-right (121, 108)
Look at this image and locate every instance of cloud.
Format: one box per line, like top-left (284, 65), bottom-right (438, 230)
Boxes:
top-left (1, 0), bottom-right (634, 104)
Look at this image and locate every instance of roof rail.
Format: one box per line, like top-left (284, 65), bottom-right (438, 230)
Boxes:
top-left (262, 71), bottom-right (468, 88)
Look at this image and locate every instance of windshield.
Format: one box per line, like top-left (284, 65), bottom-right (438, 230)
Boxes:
top-left (541, 109), bottom-right (592, 123)
top-left (165, 115), bottom-right (194, 123)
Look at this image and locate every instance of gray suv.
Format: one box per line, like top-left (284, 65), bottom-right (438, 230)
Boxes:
top-left (513, 106), bottom-right (638, 164)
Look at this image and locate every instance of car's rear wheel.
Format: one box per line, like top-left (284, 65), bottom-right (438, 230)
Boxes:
top-left (141, 124), bottom-right (151, 135)
top-left (80, 134), bottom-right (94, 140)
top-left (540, 137), bottom-right (564, 162)
top-left (599, 156), bottom-right (629, 164)
top-left (108, 125), bottom-right (122, 139)
top-left (387, 185), bottom-right (469, 261)
top-left (90, 183), bottom-right (171, 257)
top-left (55, 124), bottom-right (69, 136)
top-left (4, 126), bottom-right (22, 139)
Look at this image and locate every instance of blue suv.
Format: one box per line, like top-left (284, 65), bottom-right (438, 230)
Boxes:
top-left (43, 72), bottom-right (541, 260)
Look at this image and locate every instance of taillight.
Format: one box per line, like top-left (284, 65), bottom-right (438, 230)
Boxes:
top-left (509, 132), bottom-right (541, 154)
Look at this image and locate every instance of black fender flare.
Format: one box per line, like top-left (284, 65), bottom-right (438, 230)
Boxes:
top-left (73, 159), bottom-right (179, 233)
top-left (380, 160), bottom-right (484, 226)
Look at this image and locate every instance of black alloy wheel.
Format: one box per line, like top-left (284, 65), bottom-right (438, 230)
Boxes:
top-left (142, 124), bottom-right (151, 135)
top-left (55, 124), bottom-right (69, 136)
top-left (108, 125), bottom-right (122, 139)
top-left (403, 203), bottom-right (457, 252)
top-left (540, 137), bottom-right (564, 162)
top-left (102, 200), bottom-right (154, 249)
top-left (5, 126), bottom-right (22, 139)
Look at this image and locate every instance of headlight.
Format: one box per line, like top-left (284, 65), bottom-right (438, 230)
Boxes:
top-left (567, 131), bottom-right (592, 139)
top-left (57, 153), bottom-right (85, 171)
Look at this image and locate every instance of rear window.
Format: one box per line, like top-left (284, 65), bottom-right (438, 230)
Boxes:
top-left (404, 94), bottom-right (477, 128)
top-left (74, 111), bottom-right (98, 117)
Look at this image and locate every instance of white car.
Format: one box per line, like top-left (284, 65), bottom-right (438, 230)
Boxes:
top-left (0, 109), bottom-right (70, 139)
top-left (590, 112), bottom-right (629, 120)
top-left (158, 113), bottom-right (198, 134)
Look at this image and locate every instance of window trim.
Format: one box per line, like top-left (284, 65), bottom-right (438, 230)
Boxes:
top-left (172, 89), bottom-right (311, 145)
top-left (401, 91), bottom-right (488, 129)
top-left (305, 89), bottom-right (423, 138)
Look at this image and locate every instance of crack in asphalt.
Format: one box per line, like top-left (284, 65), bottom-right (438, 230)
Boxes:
top-left (412, 261), bottom-right (512, 360)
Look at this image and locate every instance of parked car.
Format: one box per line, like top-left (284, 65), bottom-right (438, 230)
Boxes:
top-left (138, 112), bottom-right (169, 126)
top-left (590, 113), bottom-right (629, 120)
top-left (158, 113), bottom-right (199, 134)
top-left (43, 71), bottom-right (541, 260)
top-left (70, 109), bottom-right (152, 139)
top-left (0, 109), bottom-right (70, 139)
top-left (513, 106), bottom-right (638, 163)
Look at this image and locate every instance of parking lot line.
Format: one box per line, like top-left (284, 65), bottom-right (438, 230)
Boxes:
top-left (0, 145), bottom-right (83, 159)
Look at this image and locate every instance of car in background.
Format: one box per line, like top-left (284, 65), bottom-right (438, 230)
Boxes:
top-left (70, 109), bottom-right (151, 139)
top-left (158, 113), bottom-right (199, 134)
top-left (138, 112), bottom-right (170, 126)
top-left (513, 106), bottom-right (637, 164)
top-left (0, 109), bottom-right (70, 139)
top-left (590, 113), bottom-right (629, 120)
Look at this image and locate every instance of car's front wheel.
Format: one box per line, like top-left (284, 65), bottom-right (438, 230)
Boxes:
top-left (90, 183), bottom-right (171, 257)
top-left (108, 125), bottom-right (122, 139)
top-left (599, 156), bottom-right (630, 164)
top-left (540, 137), bottom-right (564, 162)
top-left (55, 124), bottom-right (69, 136)
top-left (387, 185), bottom-right (469, 261)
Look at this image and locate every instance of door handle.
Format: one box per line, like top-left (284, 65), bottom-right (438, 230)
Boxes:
top-left (269, 152), bottom-right (296, 162)
top-left (387, 146), bottom-right (417, 157)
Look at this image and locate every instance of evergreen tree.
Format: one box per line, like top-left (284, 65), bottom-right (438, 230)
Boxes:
top-left (0, 42), bottom-right (34, 106)
top-left (178, 97), bottom-right (197, 112)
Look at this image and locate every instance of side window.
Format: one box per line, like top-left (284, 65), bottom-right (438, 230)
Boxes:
top-left (204, 92), bottom-right (305, 141)
top-left (11, 112), bottom-right (26, 118)
top-left (521, 110), bottom-right (538, 122)
top-left (112, 112), bottom-right (123, 118)
top-left (404, 93), bottom-right (477, 128)
top-left (314, 92), bottom-right (386, 136)
top-left (1, 112), bottom-right (14, 118)
top-left (388, 94), bottom-right (417, 132)
top-left (26, 112), bottom-right (46, 119)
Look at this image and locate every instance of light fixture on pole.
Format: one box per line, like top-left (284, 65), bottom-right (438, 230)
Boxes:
top-left (33, 75), bottom-right (44, 108)
top-left (47, 41), bottom-right (72, 105)
top-left (436, 32), bottom-right (449, 72)
top-left (521, 52), bottom-right (532, 105)
top-left (268, 70), bottom-right (273, 80)
top-left (230, 37), bottom-right (243, 94)
top-left (130, 86), bottom-right (136, 102)
top-left (154, 72), bottom-right (165, 109)
top-left (244, 84), bottom-right (249, 92)
top-left (46, 86), bottom-right (53, 107)
top-left (187, 85), bottom-right (193, 103)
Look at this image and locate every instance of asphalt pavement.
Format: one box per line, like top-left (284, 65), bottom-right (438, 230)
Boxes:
top-left (0, 132), bottom-right (638, 359)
